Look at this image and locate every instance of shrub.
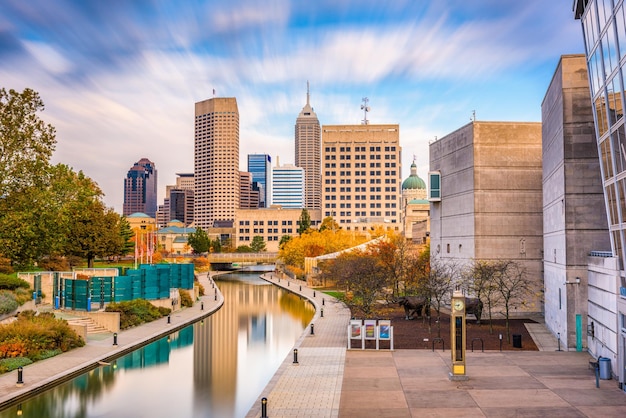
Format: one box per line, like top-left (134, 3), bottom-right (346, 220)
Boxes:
top-left (30, 348), bottom-right (62, 361)
top-left (193, 257), bottom-right (209, 268)
top-left (0, 275), bottom-right (30, 291)
top-left (13, 288), bottom-right (31, 306)
top-left (0, 292), bottom-right (18, 314)
top-left (197, 283), bottom-right (205, 297)
top-left (105, 299), bottom-right (169, 329)
top-left (0, 357), bottom-right (32, 374)
top-left (179, 289), bottom-right (193, 307)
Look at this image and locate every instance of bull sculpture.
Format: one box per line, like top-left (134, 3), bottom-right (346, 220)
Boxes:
top-left (397, 296), bottom-right (430, 320)
top-left (464, 297), bottom-right (483, 324)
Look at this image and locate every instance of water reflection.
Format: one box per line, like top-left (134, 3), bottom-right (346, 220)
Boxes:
top-left (0, 273), bottom-right (314, 418)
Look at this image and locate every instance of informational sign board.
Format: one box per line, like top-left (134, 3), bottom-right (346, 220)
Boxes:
top-left (348, 320), bottom-right (364, 350)
top-left (364, 320), bottom-right (377, 340)
top-left (378, 320), bottom-right (391, 340)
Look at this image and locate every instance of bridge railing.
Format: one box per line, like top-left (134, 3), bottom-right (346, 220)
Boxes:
top-left (207, 252), bottom-right (279, 263)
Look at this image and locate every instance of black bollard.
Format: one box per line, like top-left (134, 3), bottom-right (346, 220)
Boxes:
top-left (261, 397), bottom-right (268, 418)
top-left (16, 366), bottom-right (24, 387)
top-left (322, 298), bottom-right (325, 306)
top-left (167, 314), bottom-right (171, 324)
top-left (313, 291), bottom-right (316, 297)
top-left (113, 333), bottom-right (118, 346)
top-left (310, 323), bottom-right (314, 335)
top-left (293, 348), bottom-right (298, 364)
top-left (557, 332), bottom-right (562, 351)
top-left (499, 334), bottom-right (502, 352)
top-left (201, 301), bottom-right (204, 311)
top-left (214, 294), bottom-right (217, 301)
top-left (299, 285), bottom-right (302, 291)
top-left (321, 308), bottom-right (324, 318)
top-left (288, 281), bottom-right (290, 287)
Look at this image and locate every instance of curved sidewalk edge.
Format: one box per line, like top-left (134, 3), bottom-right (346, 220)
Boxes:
top-left (246, 273), bottom-right (351, 418)
top-left (0, 272), bottom-right (223, 411)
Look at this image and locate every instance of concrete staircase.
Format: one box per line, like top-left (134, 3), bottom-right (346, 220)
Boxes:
top-left (65, 317), bottom-right (109, 335)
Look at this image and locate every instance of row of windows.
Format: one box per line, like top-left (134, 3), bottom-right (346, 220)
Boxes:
top-left (325, 162), bottom-right (398, 169)
top-left (324, 146), bottom-right (397, 152)
top-left (239, 235), bottom-right (281, 241)
top-left (324, 202), bottom-right (398, 209)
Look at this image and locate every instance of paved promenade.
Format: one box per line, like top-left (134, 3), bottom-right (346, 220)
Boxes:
top-left (248, 274), bottom-right (626, 418)
top-left (0, 272), bottom-right (223, 411)
top-left (1, 271), bottom-right (626, 417)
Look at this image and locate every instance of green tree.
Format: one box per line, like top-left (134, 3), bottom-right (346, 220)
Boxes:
top-left (118, 217), bottom-right (135, 258)
top-left (297, 209), bottom-right (311, 235)
top-left (279, 235), bottom-right (292, 249)
top-left (250, 236), bottom-right (267, 252)
top-left (209, 238), bottom-right (222, 253)
top-left (0, 88), bottom-right (56, 198)
top-left (188, 228), bottom-right (210, 254)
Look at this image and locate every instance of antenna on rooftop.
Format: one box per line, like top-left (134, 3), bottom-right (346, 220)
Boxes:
top-left (471, 110), bottom-right (476, 122)
top-left (361, 97), bottom-right (370, 125)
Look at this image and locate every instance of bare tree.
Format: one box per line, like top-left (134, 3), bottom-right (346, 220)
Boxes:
top-left (420, 257), bottom-right (457, 337)
top-left (496, 260), bottom-right (533, 343)
top-left (462, 260), bottom-right (502, 333)
top-left (319, 250), bottom-right (387, 315)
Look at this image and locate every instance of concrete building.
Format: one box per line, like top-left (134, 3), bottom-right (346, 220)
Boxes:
top-left (271, 161), bottom-right (304, 209)
top-left (240, 171), bottom-right (260, 209)
top-left (401, 160), bottom-right (429, 242)
top-left (194, 97), bottom-right (239, 229)
top-left (429, 121), bottom-right (544, 313)
top-left (295, 83), bottom-right (321, 210)
top-left (321, 124), bottom-right (402, 232)
top-left (542, 54), bottom-right (610, 352)
top-left (123, 158), bottom-right (157, 218)
top-left (247, 154), bottom-right (271, 207)
top-left (235, 208), bottom-right (322, 252)
top-left (574, 0), bottom-right (626, 385)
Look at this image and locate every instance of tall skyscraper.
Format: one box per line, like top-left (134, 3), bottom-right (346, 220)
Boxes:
top-left (321, 124), bottom-right (402, 231)
top-left (272, 160), bottom-right (304, 208)
top-left (194, 98), bottom-right (239, 229)
top-left (295, 82), bottom-right (321, 210)
top-left (239, 171), bottom-right (260, 209)
top-left (247, 154), bottom-right (271, 207)
top-left (123, 158), bottom-right (157, 218)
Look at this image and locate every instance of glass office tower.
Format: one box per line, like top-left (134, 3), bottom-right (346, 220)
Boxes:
top-left (574, 0), bottom-right (626, 388)
top-left (247, 154), bottom-right (271, 207)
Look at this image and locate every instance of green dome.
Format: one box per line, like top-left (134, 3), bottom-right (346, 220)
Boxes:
top-left (402, 162), bottom-right (426, 190)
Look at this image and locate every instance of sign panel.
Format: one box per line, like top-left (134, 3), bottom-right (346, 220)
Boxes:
top-left (350, 320), bottom-right (362, 339)
top-left (378, 320), bottom-right (391, 340)
top-left (364, 320), bottom-right (377, 340)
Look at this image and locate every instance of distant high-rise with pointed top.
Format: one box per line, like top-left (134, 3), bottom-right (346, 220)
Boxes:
top-left (295, 82), bottom-right (321, 210)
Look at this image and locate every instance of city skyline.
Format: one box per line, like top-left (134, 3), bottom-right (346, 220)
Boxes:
top-left (0, 1), bottom-right (583, 212)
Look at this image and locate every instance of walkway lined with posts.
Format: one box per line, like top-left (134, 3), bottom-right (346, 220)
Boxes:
top-left (0, 272), bottom-right (223, 411)
top-left (246, 273), bottom-right (351, 418)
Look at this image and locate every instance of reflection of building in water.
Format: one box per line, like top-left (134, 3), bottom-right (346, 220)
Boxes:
top-left (192, 277), bottom-right (315, 412)
top-left (121, 327), bottom-right (194, 369)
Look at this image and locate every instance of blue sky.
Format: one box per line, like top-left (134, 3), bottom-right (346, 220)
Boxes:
top-left (0, 1), bottom-right (583, 212)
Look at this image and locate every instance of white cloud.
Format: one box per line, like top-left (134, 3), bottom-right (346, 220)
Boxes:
top-left (22, 40), bottom-right (72, 75)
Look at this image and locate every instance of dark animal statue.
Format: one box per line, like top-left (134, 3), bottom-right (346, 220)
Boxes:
top-left (397, 296), bottom-right (430, 320)
top-left (465, 297), bottom-right (483, 324)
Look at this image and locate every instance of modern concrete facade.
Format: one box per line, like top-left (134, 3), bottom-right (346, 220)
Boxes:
top-left (123, 158), bottom-right (157, 218)
top-left (541, 54), bottom-right (611, 351)
top-left (429, 121), bottom-right (544, 313)
top-left (542, 54), bottom-right (610, 351)
top-left (157, 173), bottom-right (194, 227)
top-left (574, 0), bottom-right (626, 385)
top-left (271, 161), bottom-right (304, 209)
top-left (295, 83), bottom-right (321, 210)
top-left (194, 97), bottom-right (240, 229)
top-left (321, 124), bottom-right (402, 232)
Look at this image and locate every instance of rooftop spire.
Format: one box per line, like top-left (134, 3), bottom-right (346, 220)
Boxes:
top-left (306, 81), bottom-right (310, 106)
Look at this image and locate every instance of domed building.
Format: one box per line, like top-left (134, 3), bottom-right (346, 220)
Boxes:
top-left (401, 161), bottom-right (430, 242)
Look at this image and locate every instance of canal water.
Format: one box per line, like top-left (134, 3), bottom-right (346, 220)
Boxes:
top-left (1, 273), bottom-right (315, 418)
